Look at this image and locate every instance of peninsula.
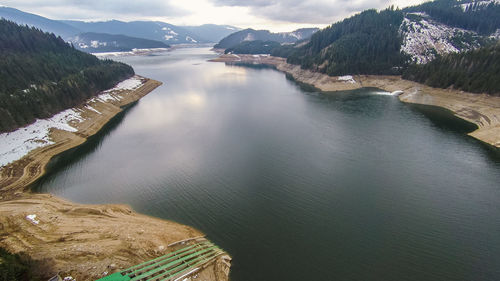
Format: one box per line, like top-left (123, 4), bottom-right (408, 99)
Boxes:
top-left (0, 19), bottom-right (230, 281)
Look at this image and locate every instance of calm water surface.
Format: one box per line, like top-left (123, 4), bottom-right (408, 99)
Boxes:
top-left (35, 48), bottom-right (500, 281)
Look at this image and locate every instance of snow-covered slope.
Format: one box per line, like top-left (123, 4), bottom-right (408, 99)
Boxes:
top-left (399, 13), bottom-right (484, 64)
top-left (215, 28), bottom-right (319, 49)
top-left (277, 28), bottom-right (320, 41)
top-left (0, 76), bottom-right (144, 167)
top-left (70, 32), bottom-right (169, 53)
top-left (458, 0), bottom-right (500, 11)
top-left (62, 20), bottom-right (206, 44)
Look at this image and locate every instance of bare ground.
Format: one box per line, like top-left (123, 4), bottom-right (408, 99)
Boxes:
top-left (0, 77), bottom-right (231, 281)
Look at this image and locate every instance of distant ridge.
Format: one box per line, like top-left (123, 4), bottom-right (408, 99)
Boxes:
top-left (70, 32), bottom-right (169, 53)
top-left (0, 6), bottom-right (80, 38)
top-left (61, 20), bottom-right (206, 44)
top-left (0, 19), bottom-right (134, 132)
top-left (0, 6), bottom-right (241, 47)
top-left (181, 24), bottom-right (241, 43)
top-left (214, 27), bottom-right (319, 49)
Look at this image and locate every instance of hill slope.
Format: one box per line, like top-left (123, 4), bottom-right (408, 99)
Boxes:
top-left (70, 32), bottom-right (169, 53)
top-left (214, 28), bottom-right (319, 49)
top-left (62, 20), bottom-right (207, 44)
top-left (273, 0), bottom-right (499, 76)
top-left (284, 8), bottom-right (408, 75)
top-left (225, 40), bottom-right (282, 54)
top-left (0, 6), bottom-right (237, 46)
top-left (403, 43), bottom-right (500, 94)
top-left (0, 19), bottom-right (134, 132)
top-left (0, 6), bottom-right (80, 38)
top-left (181, 24), bottom-right (241, 43)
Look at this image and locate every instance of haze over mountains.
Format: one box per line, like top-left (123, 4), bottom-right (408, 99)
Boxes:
top-left (0, 6), bottom-right (240, 52)
top-left (1, 0), bottom-right (499, 95)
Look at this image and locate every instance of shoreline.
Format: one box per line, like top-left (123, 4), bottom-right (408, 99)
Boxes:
top-left (0, 76), bottom-right (231, 280)
top-left (210, 54), bottom-right (500, 148)
top-left (1, 76), bottom-right (162, 195)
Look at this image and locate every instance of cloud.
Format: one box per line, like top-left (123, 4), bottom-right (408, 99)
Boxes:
top-left (211, 0), bottom-right (413, 24)
top-left (1, 0), bottom-right (189, 20)
top-left (2, 0), bottom-right (428, 30)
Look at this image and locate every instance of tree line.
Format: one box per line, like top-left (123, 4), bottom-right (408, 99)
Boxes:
top-left (224, 40), bottom-right (282, 54)
top-left (403, 43), bottom-right (500, 95)
top-left (0, 19), bottom-right (134, 132)
top-left (404, 0), bottom-right (500, 35)
top-left (275, 8), bottom-right (410, 76)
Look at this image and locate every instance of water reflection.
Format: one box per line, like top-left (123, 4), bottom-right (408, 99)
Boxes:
top-left (35, 48), bottom-right (500, 281)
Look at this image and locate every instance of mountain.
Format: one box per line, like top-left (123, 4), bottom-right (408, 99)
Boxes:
top-left (61, 20), bottom-right (206, 44)
top-left (273, 0), bottom-right (500, 77)
top-left (403, 43), bottom-right (500, 95)
top-left (0, 19), bottom-right (134, 132)
top-left (283, 8), bottom-right (409, 75)
top-left (0, 6), bottom-right (80, 38)
top-left (214, 27), bottom-right (319, 49)
top-left (0, 6), bottom-right (238, 45)
top-left (70, 32), bottom-right (169, 53)
top-left (182, 24), bottom-right (241, 43)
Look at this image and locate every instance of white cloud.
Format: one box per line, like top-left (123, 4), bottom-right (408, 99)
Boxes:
top-left (1, 0), bottom-right (188, 20)
top-left (211, 0), bottom-right (428, 24)
top-left (1, 0), bottom-right (428, 31)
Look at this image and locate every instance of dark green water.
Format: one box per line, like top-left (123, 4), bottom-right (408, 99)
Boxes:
top-left (34, 48), bottom-right (500, 281)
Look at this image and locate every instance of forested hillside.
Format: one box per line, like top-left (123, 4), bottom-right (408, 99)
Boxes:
top-left (404, 0), bottom-right (500, 35)
top-left (261, 0), bottom-right (499, 84)
top-left (282, 8), bottom-right (409, 75)
top-left (403, 43), bottom-right (500, 95)
top-left (214, 28), bottom-right (318, 49)
top-left (71, 32), bottom-right (169, 52)
top-left (0, 19), bottom-right (134, 132)
top-left (224, 40), bottom-right (281, 54)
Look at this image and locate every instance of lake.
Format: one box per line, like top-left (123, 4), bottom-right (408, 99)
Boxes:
top-left (34, 47), bottom-right (500, 281)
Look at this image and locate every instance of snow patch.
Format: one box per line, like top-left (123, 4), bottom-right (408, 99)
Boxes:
top-left (243, 33), bottom-right (255, 41)
top-left (85, 105), bottom-right (101, 115)
top-left (373, 90), bottom-right (403, 96)
top-left (92, 48), bottom-right (169, 57)
top-left (104, 76), bottom-right (143, 92)
top-left (490, 29), bottom-right (500, 39)
top-left (399, 16), bottom-right (481, 64)
top-left (0, 76), bottom-right (145, 168)
top-left (185, 36), bottom-right (197, 43)
top-left (338, 75), bottom-right (356, 83)
top-left (459, 0), bottom-right (500, 11)
top-left (89, 40), bottom-right (108, 49)
top-left (26, 214), bottom-right (39, 225)
top-left (0, 108), bottom-right (82, 167)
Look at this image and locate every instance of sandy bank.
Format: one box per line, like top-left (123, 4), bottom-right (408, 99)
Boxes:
top-left (0, 76), bottom-right (162, 195)
top-left (0, 194), bottom-right (204, 280)
top-left (210, 54), bottom-right (500, 148)
top-left (0, 77), bottom-right (231, 280)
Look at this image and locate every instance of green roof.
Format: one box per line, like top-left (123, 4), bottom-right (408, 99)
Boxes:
top-left (96, 240), bottom-right (223, 281)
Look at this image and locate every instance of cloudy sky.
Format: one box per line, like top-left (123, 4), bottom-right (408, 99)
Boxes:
top-left (1, 0), bottom-right (427, 31)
